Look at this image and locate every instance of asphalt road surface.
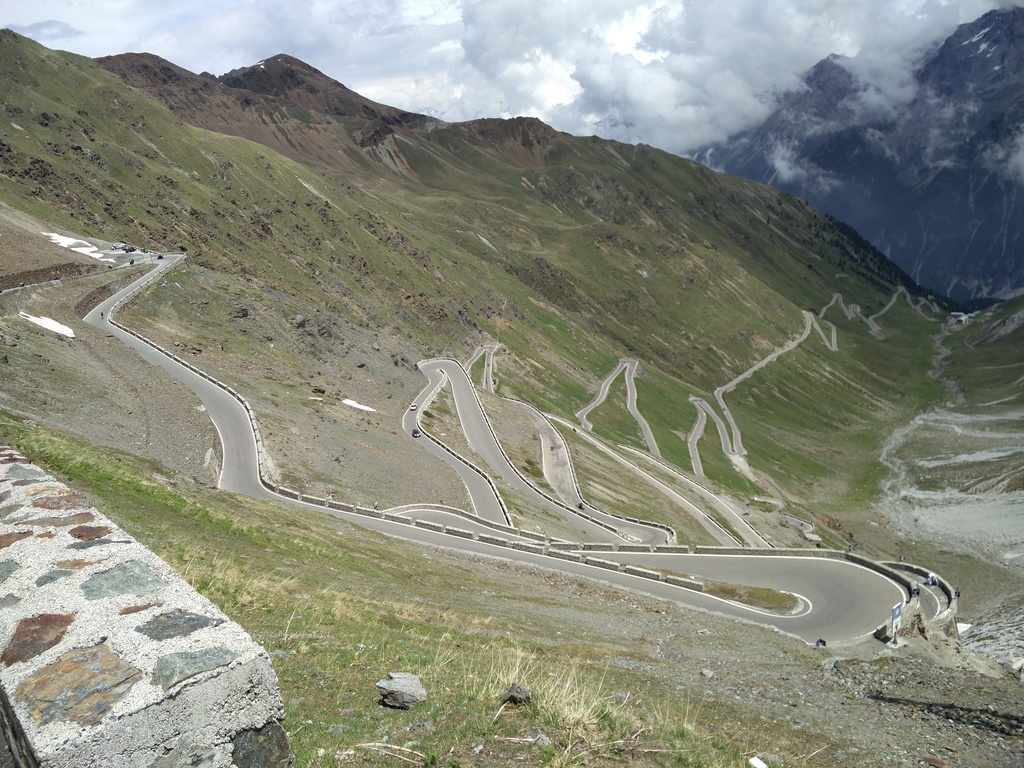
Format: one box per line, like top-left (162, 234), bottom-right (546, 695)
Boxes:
top-left (418, 359), bottom-right (669, 545)
top-left (88, 258), bottom-right (927, 647)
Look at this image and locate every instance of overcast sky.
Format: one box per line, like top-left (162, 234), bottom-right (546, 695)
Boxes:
top-left (7, 1), bottom-right (1021, 154)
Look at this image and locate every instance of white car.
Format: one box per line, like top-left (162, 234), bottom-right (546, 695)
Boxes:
top-left (409, 404), bottom-right (417, 411)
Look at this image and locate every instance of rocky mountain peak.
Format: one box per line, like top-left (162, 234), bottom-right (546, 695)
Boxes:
top-left (803, 54), bottom-right (857, 96)
top-left (96, 52), bottom-right (204, 90)
top-left (214, 53), bottom-right (431, 129)
top-left (217, 54), bottom-right (340, 97)
top-left (775, 54), bottom-right (860, 137)
top-left (918, 6), bottom-right (1024, 99)
top-left (694, 7), bottom-right (1024, 303)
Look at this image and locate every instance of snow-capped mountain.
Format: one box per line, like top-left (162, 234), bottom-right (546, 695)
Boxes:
top-left (694, 8), bottom-right (1024, 304)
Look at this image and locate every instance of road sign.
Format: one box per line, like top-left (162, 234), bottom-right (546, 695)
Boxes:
top-left (891, 602), bottom-right (903, 640)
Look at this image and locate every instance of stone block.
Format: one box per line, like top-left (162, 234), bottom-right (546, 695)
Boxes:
top-left (665, 575), bottom-right (704, 592)
top-left (0, 447), bottom-right (291, 768)
top-left (477, 534), bottom-right (509, 547)
top-left (623, 565), bottom-right (662, 581)
top-left (511, 542), bottom-right (544, 555)
top-left (546, 551), bottom-right (582, 563)
top-left (584, 557), bottom-right (621, 571)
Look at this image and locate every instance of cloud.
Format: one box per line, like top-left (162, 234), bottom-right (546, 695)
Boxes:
top-left (768, 144), bottom-right (809, 184)
top-left (982, 129), bottom-right (1024, 184)
top-left (454, 0), bottom-right (1016, 153)
top-left (764, 142), bottom-right (844, 195)
top-left (7, 20), bottom-right (83, 43)
top-left (8, 1), bottom-right (1022, 154)
top-left (1008, 138), bottom-right (1024, 184)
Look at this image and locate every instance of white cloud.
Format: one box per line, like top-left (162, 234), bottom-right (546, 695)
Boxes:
top-left (9, 19), bottom-right (82, 43)
top-left (982, 129), bottom-right (1024, 184)
top-left (1009, 137), bottom-right (1024, 183)
top-left (7, 1), bottom-right (1020, 153)
top-left (768, 145), bottom-right (809, 183)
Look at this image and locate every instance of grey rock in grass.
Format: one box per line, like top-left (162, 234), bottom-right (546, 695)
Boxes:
top-left (502, 683), bottom-right (532, 705)
top-left (376, 672), bottom-right (427, 709)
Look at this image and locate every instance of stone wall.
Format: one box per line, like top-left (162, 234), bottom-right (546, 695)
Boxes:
top-left (0, 447), bottom-right (292, 768)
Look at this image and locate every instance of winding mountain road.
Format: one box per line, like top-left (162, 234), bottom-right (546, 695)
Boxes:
top-left (417, 359), bottom-right (668, 545)
top-left (576, 359), bottom-right (660, 458)
top-left (84, 256), bottom-right (263, 496)
top-left (79, 255), bottom-right (937, 647)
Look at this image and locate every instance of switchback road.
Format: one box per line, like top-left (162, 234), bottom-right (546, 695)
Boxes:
top-left (82, 255), bottom-right (934, 647)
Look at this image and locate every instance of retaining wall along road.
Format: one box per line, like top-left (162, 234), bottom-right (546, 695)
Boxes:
top-left (0, 447), bottom-right (291, 768)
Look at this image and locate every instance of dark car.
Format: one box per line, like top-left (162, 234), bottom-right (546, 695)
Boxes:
top-left (412, 428), bottom-right (421, 438)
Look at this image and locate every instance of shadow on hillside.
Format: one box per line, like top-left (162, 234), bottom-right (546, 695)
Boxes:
top-left (867, 693), bottom-right (1024, 737)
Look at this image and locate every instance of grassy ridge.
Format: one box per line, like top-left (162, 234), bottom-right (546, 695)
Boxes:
top-left (0, 409), bottom-right (781, 767)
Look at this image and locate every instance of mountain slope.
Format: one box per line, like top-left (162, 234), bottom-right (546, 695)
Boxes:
top-left (94, 51), bottom-right (437, 177)
top-left (0, 28), bottom-right (947, 541)
top-left (695, 7), bottom-right (1024, 304)
top-left (8, 26), bottom-right (1024, 766)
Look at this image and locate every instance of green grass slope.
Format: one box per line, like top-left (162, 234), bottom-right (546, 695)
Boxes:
top-left (0, 29), bottom-right (948, 538)
top-left (0, 411), bottom-right (768, 768)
